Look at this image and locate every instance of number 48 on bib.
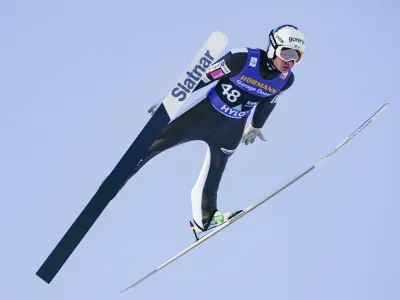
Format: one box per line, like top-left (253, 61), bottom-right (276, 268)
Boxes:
top-left (221, 83), bottom-right (241, 103)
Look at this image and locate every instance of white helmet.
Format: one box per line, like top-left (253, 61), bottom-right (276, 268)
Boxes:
top-left (267, 24), bottom-right (306, 63)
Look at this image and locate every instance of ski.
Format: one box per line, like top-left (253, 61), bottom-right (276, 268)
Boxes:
top-left (120, 103), bottom-right (389, 293)
top-left (36, 31), bottom-right (229, 284)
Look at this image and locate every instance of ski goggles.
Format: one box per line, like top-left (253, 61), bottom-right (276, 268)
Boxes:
top-left (275, 47), bottom-right (303, 63)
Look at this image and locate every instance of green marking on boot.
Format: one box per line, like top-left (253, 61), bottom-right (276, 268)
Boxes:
top-left (212, 215), bottom-right (225, 225)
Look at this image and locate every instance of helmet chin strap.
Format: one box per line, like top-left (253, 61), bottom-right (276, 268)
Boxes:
top-left (265, 57), bottom-right (277, 71)
top-left (266, 29), bottom-right (279, 72)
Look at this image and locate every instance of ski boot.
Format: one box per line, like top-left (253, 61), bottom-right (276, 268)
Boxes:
top-left (189, 210), bottom-right (243, 240)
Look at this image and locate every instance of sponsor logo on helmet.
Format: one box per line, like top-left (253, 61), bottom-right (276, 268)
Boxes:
top-left (289, 37), bottom-right (305, 45)
top-left (275, 35), bottom-right (284, 44)
top-left (269, 32), bottom-right (277, 47)
top-left (171, 50), bottom-right (214, 101)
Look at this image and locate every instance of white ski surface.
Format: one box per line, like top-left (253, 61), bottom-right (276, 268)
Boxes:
top-left (121, 103), bottom-right (389, 293)
top-left (162, 31), bottom-right (229, 119)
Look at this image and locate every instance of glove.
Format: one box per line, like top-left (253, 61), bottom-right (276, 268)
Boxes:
top-left (241, 125), bottom-right (267, 145)
top-left (147, 99), bottom-right (163, 116)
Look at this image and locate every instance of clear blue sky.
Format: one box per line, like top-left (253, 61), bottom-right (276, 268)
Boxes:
top-left (2, 0), bottom-right (399, 299)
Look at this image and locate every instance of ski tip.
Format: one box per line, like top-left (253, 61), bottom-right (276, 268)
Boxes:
top-left (382, 103), bottom-right (390, 109)
top-left (210, 31), bottom-right (229, 43)
top-left (375, 103), bottom-right (390, 116)
top-left (211, 31), bottom-right (227, 37)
